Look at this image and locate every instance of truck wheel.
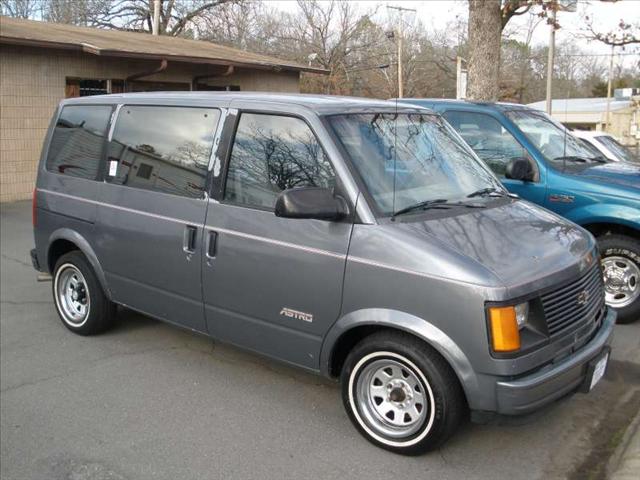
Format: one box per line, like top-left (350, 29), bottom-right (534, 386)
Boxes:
top-left (599, 234), bottom-right (640, 324)
top-left (341, 331), bottom-right (466, 455)
top-left (53, 251), bottom-right (116, 335)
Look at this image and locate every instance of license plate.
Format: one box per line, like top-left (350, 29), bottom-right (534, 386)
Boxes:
top-left (589, 353), bottom-right (609, 391)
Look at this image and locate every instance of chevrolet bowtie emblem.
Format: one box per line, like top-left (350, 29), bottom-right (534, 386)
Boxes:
top-left (576, 290), bottom-right (590, 306)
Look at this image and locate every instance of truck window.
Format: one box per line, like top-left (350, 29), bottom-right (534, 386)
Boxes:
top-left (442, 110), bottom-right (527, 177)
top-left (224, 113), bottom-right (336, 209)
top-left (46, 105), bottom-right (112, 180)
top-left (107, 106), bottom-right (220, 199)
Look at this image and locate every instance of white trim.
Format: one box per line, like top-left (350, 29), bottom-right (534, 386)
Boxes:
top-left (207, 226), bottom-right (346, 260)
top-left (38, 188), bottom-right (347, 260)
top-left (38, 189), bottom-right (187, 225)
top-left (348, 351), bottom-right (436, 448)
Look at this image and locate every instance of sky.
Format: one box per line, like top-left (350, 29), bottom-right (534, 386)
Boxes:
top-left (271, 0), bottom-right (639, 66)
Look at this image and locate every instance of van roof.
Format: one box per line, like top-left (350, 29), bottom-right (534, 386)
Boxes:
top-left (62, 92), bottom-right (433, 115)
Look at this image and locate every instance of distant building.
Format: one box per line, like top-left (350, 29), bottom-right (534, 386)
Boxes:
top-left (527, 89), bottom-right (640, 155)
top-left (0, 16), bottom-right (327, 202)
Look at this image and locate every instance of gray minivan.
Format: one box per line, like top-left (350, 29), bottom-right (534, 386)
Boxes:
top-left (31, 93), bottom-right (615, 455)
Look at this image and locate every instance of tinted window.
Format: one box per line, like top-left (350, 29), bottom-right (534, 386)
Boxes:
top-left (329, 113), bottom-right (501, 215)
top-left (46, 105), bottom-right (112, 179)
top-left (108, 106), bottom-right (219, 198)
top-left (443, 110), bottom-right (527, 177)
top-left (224, 114), bottom-right (335, 209)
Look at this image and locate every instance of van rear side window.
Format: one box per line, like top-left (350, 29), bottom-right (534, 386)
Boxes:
top-left (46, 105), bottom-right (112, 179)
top-left (107, 106), bottom-right (220, 199)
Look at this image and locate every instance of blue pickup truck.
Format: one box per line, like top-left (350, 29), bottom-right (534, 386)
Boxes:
top-left (401, 99), bottom-right (640, 323)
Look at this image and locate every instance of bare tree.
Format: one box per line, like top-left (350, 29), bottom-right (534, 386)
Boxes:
top-left (583, 16), bottom-right (640, 47)
top-left (0, 0), bottom-right (41, 18)
top-left (6, 0), bottom-right (235, 35)
top-left (467, 0), bottom-right (555, 101)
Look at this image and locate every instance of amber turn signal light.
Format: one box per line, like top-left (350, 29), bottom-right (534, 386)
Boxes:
top-left (489, 306), bottom-right (521, 352)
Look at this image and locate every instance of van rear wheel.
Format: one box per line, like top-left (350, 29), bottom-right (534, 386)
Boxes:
top-left (53, 251), bottom-right (116, 335)
top-left (599, 234), bottom-right (640, 324)
top-left (341, 331), bottom-right (466, 455)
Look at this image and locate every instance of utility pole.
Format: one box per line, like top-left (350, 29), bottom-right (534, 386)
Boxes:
top-left (545, 7), bottom-right (556, 114)
top-left (605, 44), bottom-right (615, 132)
top-left (152, 0), bottom-right (161, 35)
top-left (387, 5), bottom-right (416, 99)
top-left (456, 56), bottom-right (467, 99)
top-left (544, 1), bottom-right (576, 114)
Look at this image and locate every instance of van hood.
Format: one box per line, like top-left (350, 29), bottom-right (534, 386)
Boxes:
top-left (572, 161), bottom-right (640, 193)
top-left (395, 199), bottom-right (594, 291)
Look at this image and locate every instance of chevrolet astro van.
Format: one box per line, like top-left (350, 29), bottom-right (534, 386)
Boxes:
top-left (31, 93), bottom-right (615, 455)
top-left (400, 99), bottom-right (640, 323)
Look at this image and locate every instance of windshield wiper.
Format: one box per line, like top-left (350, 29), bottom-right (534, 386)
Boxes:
top-left (392, 199), bottom-right (451, 218)
top-left (466, 187), bottom-right (506, 198)
top-left (553, 155), bottom-right (606, 164)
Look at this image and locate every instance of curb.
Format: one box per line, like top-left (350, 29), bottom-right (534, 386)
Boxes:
top-left (607, 406), bottom-right (640, 479)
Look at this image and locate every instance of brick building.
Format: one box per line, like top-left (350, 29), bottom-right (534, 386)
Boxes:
top-left (0, 16), bottom-right (326, 202)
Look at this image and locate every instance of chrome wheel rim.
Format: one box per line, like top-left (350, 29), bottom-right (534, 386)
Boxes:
top-left (55, 264), bottom-right (90, 326)
top-left (355, 357), bottom-right (430, 439)
top-left (602, 256), bottom-right (639, 308)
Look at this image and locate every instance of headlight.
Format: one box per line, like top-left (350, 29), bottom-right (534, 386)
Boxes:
top-left (488, 302), bottom-right (530, 353)
top-left (514, 302), bottom-right (529, 329)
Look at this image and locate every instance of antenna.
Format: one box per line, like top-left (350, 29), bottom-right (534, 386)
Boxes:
top-left (393, 92), bottom-right (398, 216)
top-left (386, 5), bottom-right (414, 217)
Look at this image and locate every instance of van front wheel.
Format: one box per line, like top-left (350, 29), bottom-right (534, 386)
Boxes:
top-left (341, 331), bottom-right (465, 455)
top-left (599, 234), bottom-right (640, 324)
top-left (53, 251), bottom-right (115, 335)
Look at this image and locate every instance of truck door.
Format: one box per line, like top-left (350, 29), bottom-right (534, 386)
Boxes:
top-left (441, 110), bottom-right (547, 203)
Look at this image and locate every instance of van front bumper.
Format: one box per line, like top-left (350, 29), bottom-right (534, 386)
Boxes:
top-left (494, 307), bottom-right (616, 415)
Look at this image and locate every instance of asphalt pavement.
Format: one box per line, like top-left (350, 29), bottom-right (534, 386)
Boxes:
top-left (2, 200), bottom-right (639, 480)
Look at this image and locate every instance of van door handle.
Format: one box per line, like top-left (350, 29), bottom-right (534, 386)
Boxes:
top-left (206, 230), bottom-right (218, 259)
top-left (183, 225), bottom-right (197, 253)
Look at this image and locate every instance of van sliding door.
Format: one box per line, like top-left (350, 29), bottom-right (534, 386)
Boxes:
top-left (95, 105), bottom-right (221, 333)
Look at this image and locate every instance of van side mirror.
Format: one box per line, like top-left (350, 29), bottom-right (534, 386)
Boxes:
top-left (275, 187), bottom-right (348, 221)
top-left (505, 157), bottom-right (535, 182)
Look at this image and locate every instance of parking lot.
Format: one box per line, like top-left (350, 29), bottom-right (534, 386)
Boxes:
top-left (1, 200), bottom-right (639, 480)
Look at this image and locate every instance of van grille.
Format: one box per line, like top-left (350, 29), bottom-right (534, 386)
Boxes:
top-left (541, 263), bottom-right (605, 337)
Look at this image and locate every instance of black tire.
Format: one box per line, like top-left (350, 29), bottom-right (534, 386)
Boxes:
top-left (52, 251), bottom-right (116, 335)
top-left (598, 234), bottom-right (640, 324)
top-left (341, 331), bottom-right (466, 455)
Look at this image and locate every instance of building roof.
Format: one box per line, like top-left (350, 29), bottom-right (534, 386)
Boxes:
top-left (527, 97), bottom-right (630, 114)
top-left (0, 16), bottom-right (327, 74)
top-left (62, 91), bottom-right (433, 115)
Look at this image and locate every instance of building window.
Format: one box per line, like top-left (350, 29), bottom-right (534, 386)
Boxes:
top-left (196, 85), bottom-right (241, 91)
top-left (65, 78), bottom-right (109, 98)
top-left (79, 79), bottom-right (109, 96)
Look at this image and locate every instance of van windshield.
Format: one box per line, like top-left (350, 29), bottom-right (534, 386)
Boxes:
top-left (328, 113), bottom-right (502, 216)
top-left (505, 110), bottom-right (602, 166)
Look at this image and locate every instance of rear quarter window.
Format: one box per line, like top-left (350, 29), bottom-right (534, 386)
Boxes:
top-left (46, 105), bottom-right (112, 179)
